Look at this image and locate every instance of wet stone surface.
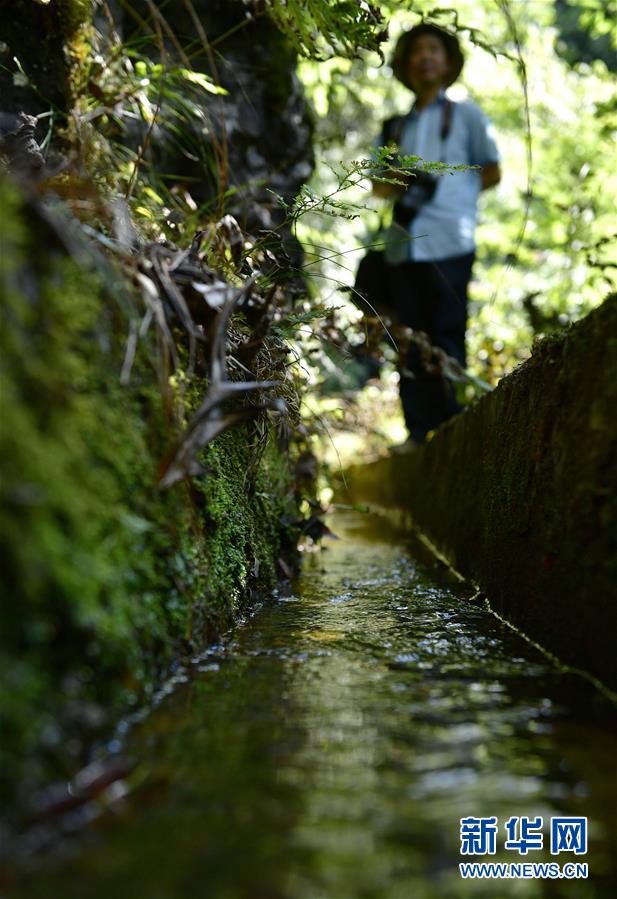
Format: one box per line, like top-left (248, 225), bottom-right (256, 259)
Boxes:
top-left (8, 512), bottom-right (617, 898)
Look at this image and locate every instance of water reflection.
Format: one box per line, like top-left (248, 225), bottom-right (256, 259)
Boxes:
top-left (9, 512), bottom-right (617, 898)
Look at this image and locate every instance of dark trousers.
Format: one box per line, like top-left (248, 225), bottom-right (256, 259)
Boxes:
top-left (386, 252), bottom-right (474, 443)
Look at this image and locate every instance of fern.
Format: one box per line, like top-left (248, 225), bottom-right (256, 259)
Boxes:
top-left (263, 0), bottom-right (388, 59)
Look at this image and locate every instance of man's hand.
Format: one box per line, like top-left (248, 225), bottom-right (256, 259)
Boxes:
top-left (481, 162), bottom-right (501, 191)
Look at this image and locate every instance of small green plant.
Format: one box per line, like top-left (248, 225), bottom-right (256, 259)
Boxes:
top-left (271, 148), bottom-right (473, 224)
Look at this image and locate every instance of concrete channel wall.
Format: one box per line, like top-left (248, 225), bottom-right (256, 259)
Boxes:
top-left (342, 295), bottom-right (617, 689)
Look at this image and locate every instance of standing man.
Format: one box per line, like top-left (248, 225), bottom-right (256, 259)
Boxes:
top-left (371, 23), bottom-right (501, 448)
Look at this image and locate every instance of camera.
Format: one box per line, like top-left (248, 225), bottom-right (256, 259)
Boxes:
top-left (392, 168), bottom-right (438, 226)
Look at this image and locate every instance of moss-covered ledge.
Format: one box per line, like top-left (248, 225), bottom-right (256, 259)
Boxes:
top-left (341, 295), bottom-right (617, 689)
top-left (0, 178), bottom-right (299, 812)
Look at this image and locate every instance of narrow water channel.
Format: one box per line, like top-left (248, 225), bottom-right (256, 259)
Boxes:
top-left (8, 512), bottom-right (617, 899)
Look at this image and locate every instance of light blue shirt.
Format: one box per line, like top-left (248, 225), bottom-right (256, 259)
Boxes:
top-left (374, 90), bottom-right (500, 264)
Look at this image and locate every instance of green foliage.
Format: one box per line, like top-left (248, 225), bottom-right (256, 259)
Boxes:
top-left (72, 43), bottom-right (226, 233)
top-left (264, 0), bottom-right (387, 59)
top-left (554, 0), bottom-right (617, 67)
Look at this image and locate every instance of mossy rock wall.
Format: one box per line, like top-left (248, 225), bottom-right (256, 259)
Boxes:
top-left (342, 296), bottom-right (617, 688)
top-left (0, 178), bottom-right (297, 807)
top-left (0, 0), bottom-right (90, 121)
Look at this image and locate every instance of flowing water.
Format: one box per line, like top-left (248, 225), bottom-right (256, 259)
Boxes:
top-left (7, 512), bottom-right (617, 899)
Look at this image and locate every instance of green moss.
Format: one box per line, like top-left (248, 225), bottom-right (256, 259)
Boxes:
top-left (0, 178), bottom-right (297, 808)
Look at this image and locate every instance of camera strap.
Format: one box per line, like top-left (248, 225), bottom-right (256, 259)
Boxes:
top-left (384, 98), bottom-right (454, 161)
top-left (439, 98), bottom-right (453, 154)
